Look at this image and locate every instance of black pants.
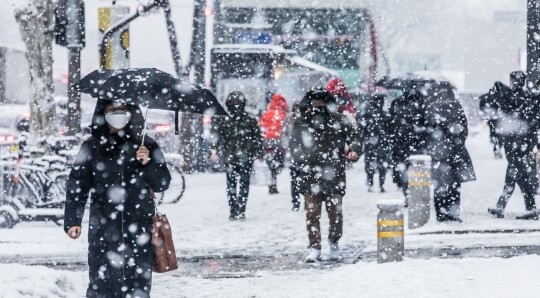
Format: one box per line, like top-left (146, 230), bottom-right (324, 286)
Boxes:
top-left (496, 150), bottom-right (537, 211)
top-left (290, 165), bottom-right (301, 206)
top-left (264, 147), bottom-right (284, 187)
top-left (366, 157), bottom-right (386, 187)
top-left (226, 162), bottom-right (253, 217)
top-left (434, 179), bottom-right (461, 221)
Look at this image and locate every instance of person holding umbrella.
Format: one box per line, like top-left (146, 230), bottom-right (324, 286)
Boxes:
top-left (64, 99), bottom-right (171, 297)
top-left (209, 91), bottom-right (263, 220)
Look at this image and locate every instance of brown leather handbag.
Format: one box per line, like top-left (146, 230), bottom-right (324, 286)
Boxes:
top-left (150, 191), bottom-right (178, 273)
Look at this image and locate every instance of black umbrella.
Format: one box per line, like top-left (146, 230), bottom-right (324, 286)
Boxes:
top-left (376, 73), bottom-right (454, 92)
top-left (76, 68), bottom-right (227, 134)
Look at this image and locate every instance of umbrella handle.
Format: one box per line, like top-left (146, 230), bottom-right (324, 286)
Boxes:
top-left (141, 107), bottom-right (149, 146)
top-left (139, 108), bottom-right (149, 163)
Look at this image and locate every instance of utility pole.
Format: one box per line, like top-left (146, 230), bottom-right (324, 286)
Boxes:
top-left (527, 0), bottom-right (540, 87)
top-left (56, 0), bottom-right (85, 135)
top-left (178, 0), bottom-right (208, 173)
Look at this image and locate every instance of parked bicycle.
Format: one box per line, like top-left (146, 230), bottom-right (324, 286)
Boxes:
top-left (0, 135), bottom-right (74, 228)
top-left (155, 153), bottom-right (186, 204)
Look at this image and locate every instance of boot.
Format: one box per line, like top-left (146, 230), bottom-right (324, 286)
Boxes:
top-left (305, 248), bottom-right (321, 263)
top-left (516, 209), bottom-right (538, 220)
top-left (269, 185), bottom-right (279, 194)
top-left (488, 207), bottom-right (504, 218)
top-left (292, 202), bottom-right (300, 212)
top-left (328, 240), bottom-right (341, 261)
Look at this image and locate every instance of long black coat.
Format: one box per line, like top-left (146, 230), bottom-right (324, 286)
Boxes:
top-left (290, 101), bottom-right (362, 197)
top-left (358, 103), bottom-right (390, 161)
top-left (424, 99), bottom-right (475, 183)
top-left (210, 111), bottom-right (262, 165)
top-left (388, 92), bottom-right (427, 165)
top-left (64, 99), bottom-right (171, 298)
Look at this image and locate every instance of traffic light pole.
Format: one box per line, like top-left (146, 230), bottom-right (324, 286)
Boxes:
top-left (65, 0), bottom-right (85, 135)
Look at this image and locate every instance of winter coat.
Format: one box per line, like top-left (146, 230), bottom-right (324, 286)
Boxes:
top-left (210, 111), bottom-right (263, 166)
top-left (388, 91), bottom-right (427, 165)
top-left (290, 90), bottom-right (362, 196)
top-left (358, 102), bottom-right (390, 161)
top-left (424, 98), bottom-right (476, 183)
top-left (64, 99), bottom-right (171, 297)
top-left (259, 94), bottom-right (289, 142)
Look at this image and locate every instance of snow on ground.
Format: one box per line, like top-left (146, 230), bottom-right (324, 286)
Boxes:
top-left (3, 255), bottom-right (540, 298)
top-left (1, 125), bottom-right (540, 297)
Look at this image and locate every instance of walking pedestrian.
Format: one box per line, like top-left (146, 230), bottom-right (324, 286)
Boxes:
top-left (388, 85), bottom-right (427, 203)
top-left (290, 88), bottom-right (362, 262)
top-left (64, 100), bottom-right (172, 297)
top-left (326, 77), bottom-right (357, 128)
top-left (282, 101), bottom-right (303, 211)
top-left (209, 91), bottom-right (263, 220)
top-left (259, 93), bottom-right (289, 194)
top-left (425, 83), bottom-right (475, 222)
top-left (479, 82), bottom-right (508, 158)
top-left (488, 71), bottom-right (539, 219)
top-left (358, 94), bottom-right (390, 193)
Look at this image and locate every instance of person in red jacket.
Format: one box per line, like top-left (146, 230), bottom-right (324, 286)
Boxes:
top-left (326, 77), bottom-right (357, 128)
top-left (259, 93), bottom-right (290, 194)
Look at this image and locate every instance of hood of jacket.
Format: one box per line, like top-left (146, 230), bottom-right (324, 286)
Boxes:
top-left (90, 98), bottom-right (145, 143)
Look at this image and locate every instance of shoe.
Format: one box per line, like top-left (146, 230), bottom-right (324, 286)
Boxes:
top-left (236, 213), bottom-right (246, 220)
top-left (328, 241), bottom-right (341, 261)
top-left (368, 186), bottom-right (374, 193)
top-left (292, 203), bottom-right (300, 211)
top-left (380, 186), bottom-right (385, 193)
top-left (488, 207), bottom-right (504, 218)
top-left (516, 209), bottom-right (539, 220)
top-left (446, 215), bottom-right (463, 223)
top-left (269, 185), bottom-right (279, 194)
top-left (228, 215), bottom-right (237, 221)
top-left (305, 248), bottom-right (321, 263)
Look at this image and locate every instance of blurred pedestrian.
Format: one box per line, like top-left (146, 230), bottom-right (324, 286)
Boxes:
top-left (209, 92), bottom-right (263, 220)
top-left (326, 77), bottom-right (357, 127)
top-left (290, 88), bottom-right (362, 262)
top-left (425, 83), bottom-right (475, 222)
top-left (358, 94), bottom-right (389, 193)
top-left (388, 85), bottom-right (428, 203)
top-left (479, 83), bottom-right (506, 158)
top-left (64, 100), bottom-right (172, 297)
top-left (259, 93), bottom-right (289, 194)
top-left (282, 101), bottom-right (303, 211)
top-left (488, 71), bottom-right (539, 220)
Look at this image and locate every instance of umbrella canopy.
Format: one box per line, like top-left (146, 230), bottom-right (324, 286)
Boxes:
top-left (377, 74), bottom-right (435, 92)
top-left (76, 68), bottom-right (227, 134)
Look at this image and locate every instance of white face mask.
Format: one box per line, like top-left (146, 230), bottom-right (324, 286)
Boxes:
top-left (105, 111), bottom-right (131, 130)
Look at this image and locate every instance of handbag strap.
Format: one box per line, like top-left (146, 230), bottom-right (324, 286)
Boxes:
top-left (149, 187), bottom-right (161, 217)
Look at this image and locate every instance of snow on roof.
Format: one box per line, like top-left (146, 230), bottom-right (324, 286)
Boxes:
top-left (212, 44), bottom-right (297, 55)
top-left (285, 55), bottom-right (339, 77)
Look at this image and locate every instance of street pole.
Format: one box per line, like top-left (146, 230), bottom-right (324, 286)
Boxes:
top-left (65, 0), bottom-right (85, 135)
top-left (527, 0), bottom-right (540, 87)
top-left (162, 0), bottom-right (183, 77)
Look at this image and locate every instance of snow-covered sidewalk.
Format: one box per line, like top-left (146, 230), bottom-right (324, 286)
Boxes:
top-left (3, 255), bottom-right (540, 297)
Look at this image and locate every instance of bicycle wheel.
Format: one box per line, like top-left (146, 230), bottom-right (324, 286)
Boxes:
top-left (156, 163), bottom-right (185, 204)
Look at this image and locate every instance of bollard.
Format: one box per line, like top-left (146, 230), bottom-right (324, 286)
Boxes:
top-left (407, 155), bottom-right (432, 229)
top-left (377, 200), bottom-right (404, 263)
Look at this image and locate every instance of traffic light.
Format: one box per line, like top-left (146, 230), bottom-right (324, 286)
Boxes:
top-left (55, 0), bottom-right (85, 47)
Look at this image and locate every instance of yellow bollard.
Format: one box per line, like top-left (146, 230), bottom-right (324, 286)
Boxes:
top-left (377, 201), bottom-right (404, 263)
